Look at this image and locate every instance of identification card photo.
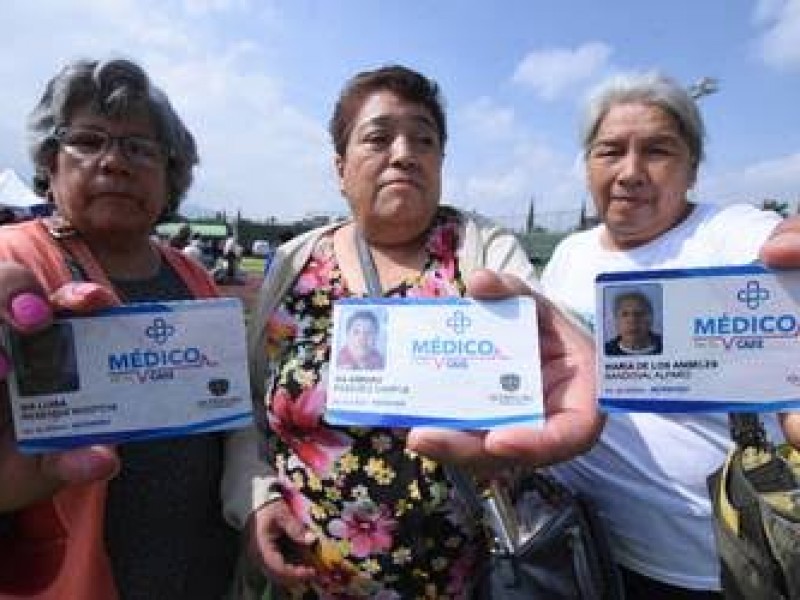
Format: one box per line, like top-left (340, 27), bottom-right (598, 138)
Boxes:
top-left (597, 264), bottom-right (800, 412)
top-left (5, 297), bottom-right (252, 453)
top-left (326, 296), bottom-right (543, 429)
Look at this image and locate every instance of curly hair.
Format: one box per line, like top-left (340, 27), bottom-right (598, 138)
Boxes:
top-left (27, 58), bottom-right (198, 216)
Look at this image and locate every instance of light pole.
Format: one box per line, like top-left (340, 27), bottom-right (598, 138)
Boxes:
top-left (688, 76), bottom-right (719, 100)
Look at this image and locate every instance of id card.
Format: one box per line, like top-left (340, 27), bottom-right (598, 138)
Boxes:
top-left (326, 297), bottom-right (543, 429)
top-left (596, 264), bottom-right (800, 412)
top-left (5, 298), bottom-right (252, 453)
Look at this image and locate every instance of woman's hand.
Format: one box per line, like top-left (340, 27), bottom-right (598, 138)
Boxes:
top-left (407, 269), bottom-right (602, 472)
top-left (761, 216), bottom-right (800, 448)
top-left (758, 215), bottom-right (800, 269)
top-left (0, 263), bottom-right (120, 511)
top-left (244, 499), bottom-right (317, 587)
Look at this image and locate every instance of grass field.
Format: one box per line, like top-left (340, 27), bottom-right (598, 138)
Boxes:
top-left (240, 256), bottom-right (265, 273)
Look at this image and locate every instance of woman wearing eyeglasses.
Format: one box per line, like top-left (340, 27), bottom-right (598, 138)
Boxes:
top-left (0, 58), bottom-right (238, 599)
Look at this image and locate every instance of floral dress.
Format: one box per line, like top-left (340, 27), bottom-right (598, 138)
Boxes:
top-left (260, 214), bottom-right (486, 599)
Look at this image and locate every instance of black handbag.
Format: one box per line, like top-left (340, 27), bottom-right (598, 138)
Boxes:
top-left (708, 414), bottom-right (800, 600)
top-left (449, 468), bottom-right (625, 600)
top-left (354, 227), bottom-right (623, 599)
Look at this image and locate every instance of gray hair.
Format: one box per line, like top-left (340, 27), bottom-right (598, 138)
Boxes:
top-left (580, 71), bottom-right (705, 178)
top-left (27, 58), bottom-right (198, 216)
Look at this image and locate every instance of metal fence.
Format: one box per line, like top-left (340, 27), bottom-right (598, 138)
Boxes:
top-left (482, 208), bottom-right (587, 234)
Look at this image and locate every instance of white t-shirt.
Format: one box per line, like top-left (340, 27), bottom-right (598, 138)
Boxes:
top-left (223, 237), bottom-right (242, 258)
top-left (541, 203), bottom-right (782, 591)
top-left (182, 240), bottom-right (204, 265)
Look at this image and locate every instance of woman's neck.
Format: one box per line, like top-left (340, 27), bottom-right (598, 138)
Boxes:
top-left (368, 234), bottom-right (428, 270)
top-left (334, 222), bottom-right (429, 294)
top-left (602, 202), bottom-right (695, 251)
top-left (84, 234), bottom-right (161, 280)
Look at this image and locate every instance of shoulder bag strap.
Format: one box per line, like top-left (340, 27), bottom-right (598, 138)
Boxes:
top-left (728, 413), bottom-right (798, 492)
top-left (728, 413), bottom-right (769, 451)
top-left (352, 230), bottom-right (518, 553)
top-left (354, 228), bottom-right (383, 298)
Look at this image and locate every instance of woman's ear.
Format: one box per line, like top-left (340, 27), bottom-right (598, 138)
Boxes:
top-left (688, 159), bottom-right (699, 189)
top-left (34, 158), bottom-right (57, 204)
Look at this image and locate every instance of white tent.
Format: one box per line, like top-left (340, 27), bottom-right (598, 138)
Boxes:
top-left (0, 169), bottom-right (41, 206)
top-left (0, 168), bottom-right (50, 218)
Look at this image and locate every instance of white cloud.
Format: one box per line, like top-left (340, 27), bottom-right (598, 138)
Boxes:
top-left (753, 0), bottom-right (800, 70)
top-left (512, 42), bottom-right (612, 100)
top-left (445, 93), bottom-right (586, 230)
top-left (458, 97), bottom-right (516, 140)
top-left (754, 0), bottom-right (786, 22)
top-left (48, 0), bottom-right (200, 55)
top-left (2, 4), bottom-right (790, 228)
top-left (183, 0), bottom-right (251, 16)
top-left (443, 88), bottom-right (585, 231)
top-left (445, 138), bottom-right (584, 231)
top-left (699, 152), bottom-right (800, 205)
top-left (0, 1), bottom-right (340, 220)
top-left (156, 53), bottom-right (337, 220)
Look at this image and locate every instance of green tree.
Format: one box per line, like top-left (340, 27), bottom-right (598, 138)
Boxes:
top-left (525, 197), bottom-right (536, 234)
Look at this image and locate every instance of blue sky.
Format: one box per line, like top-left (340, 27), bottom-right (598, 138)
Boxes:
top-left (1, 0), bottom-right (798, 229)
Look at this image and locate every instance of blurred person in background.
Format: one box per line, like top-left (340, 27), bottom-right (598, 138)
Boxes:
top-left (183, 232), bottom-right (206, 266)
top-left (169, 221), bottom-right (191, 249)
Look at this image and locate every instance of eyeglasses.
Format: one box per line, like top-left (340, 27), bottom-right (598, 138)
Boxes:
top-left (53, 126), bottom-right (167, 169)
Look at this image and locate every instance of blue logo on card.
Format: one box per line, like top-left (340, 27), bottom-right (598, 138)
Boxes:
top-left (500, 373), bottom-right (521, 391)
top-left (692, 279), bottom-right (798, 350)
top-left (446, 310), bottom-right (472, 335)
top-left (737, 281), bottom-right (770, 310)
top-left (145, 317), bottom-right (176, 345)
top-left (208, 378), bottom-right (230, 396)
top-left (410, 310), bottom-right (508, 369)
top-left (106, 315), bottom-right (216, 383)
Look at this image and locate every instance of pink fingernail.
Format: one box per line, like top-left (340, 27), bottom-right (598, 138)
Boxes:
top-left (66, 282), bottom-right (96, 298)
top-left (10, 292), bottom-right (51, 327)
